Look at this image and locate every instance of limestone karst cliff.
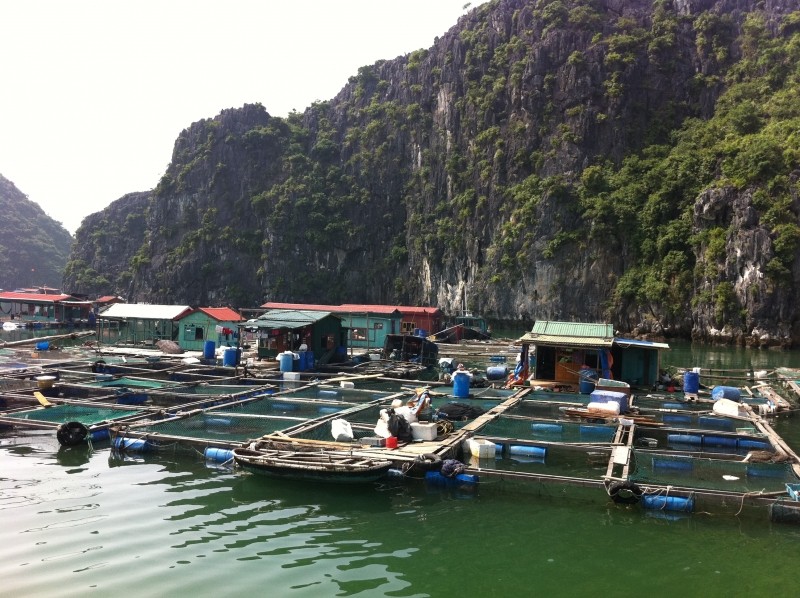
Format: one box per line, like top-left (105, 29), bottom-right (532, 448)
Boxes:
top-left (64, 0), bottom-right (800, 346)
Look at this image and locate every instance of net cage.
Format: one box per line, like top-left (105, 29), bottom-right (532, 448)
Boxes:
top-left (630, 449), bottom-right (799, 493)
top-left (478, 415), bottom-right (618, 444)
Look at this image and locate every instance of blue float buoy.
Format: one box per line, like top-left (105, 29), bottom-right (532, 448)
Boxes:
top-left (653, 458), bottom-right (693, 471)
top-left (702, 435), bottom-right (738, 448)
top-left (204, 447), bottom-right (234, 463)
top-left (667, 433), bottom-right (702, 445)
top-left (642, 494), bottom-right (694, 512)
top-left (113, 437), bottom-right (152, 452)
top-left (531, 423), bottom-right (563, 435)
top-left (508, 445), bottom-right (546, 458)
top-left (89, 428), bottom-right (110, 442)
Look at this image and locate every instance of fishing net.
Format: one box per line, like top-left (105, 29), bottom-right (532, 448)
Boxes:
top-left (135, 412), bottom-right (306, 442)
top-left (630, 449), bottom-right (799, 493)
top-left (478, 415), bottom-right (617, 443)
top-left (488, 443), bottom-right (612, 480)
top-left (3, 404), bottom-right (143, 425)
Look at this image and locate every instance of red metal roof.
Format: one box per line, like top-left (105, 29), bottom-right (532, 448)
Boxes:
top-left (96, 295), bottom-right (124, 304)
top-left (262, 301), bottom-right (343, 311)
top-left (0, 292), bottom-right (75, 302)
top-left (196, 307), bottom-right (244, 321)
top-left (262, 301), bottom-right (440, 316)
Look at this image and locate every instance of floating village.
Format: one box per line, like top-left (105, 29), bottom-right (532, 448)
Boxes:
top-left (2, 289), bottom-right (800, 525)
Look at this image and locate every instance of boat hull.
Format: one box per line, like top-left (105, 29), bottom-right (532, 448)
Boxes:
top-left (233, 448), bottom-right (393, 483)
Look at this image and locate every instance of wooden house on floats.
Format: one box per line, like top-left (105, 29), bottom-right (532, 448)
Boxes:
top-left (262, 302), bottom-right (437, 353)
top-left (97, 303), bottom-right (192, 347)
top-left (0, 290), bottom-right (92, 326)
top-left (516, 320), bottom-right (669, 391)
top-left (243, 309), bottom-right (346, 368)
top-left (177, 307), bottom-right (244, 352)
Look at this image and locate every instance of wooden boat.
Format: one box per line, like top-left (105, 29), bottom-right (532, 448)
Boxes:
top-left (233, 447), bottom-right (393, 483)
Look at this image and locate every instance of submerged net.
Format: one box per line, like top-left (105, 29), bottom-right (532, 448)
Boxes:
top-left (478, 415), bottom-right (617, 443)
top-left (3, 404), bottom-right (143, 425)
top-left (135, 412), bottom-right (306, 442)
top-left (630, 449), bottom-right (799, 493)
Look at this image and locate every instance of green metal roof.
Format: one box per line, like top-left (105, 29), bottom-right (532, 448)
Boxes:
top-left (243, 309), bottom-right (341, 330)
top-left (517, 320), bottom-right (614, 348)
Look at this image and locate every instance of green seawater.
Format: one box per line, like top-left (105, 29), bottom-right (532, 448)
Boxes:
top-left (3, 341), bottom-right (800, 596)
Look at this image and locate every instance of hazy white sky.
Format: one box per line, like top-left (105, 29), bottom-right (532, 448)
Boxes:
top-left (0, 0), bottom-right (480, 234)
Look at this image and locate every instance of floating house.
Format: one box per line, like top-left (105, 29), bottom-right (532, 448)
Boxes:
top-left (243, 309), bottom-right (345, 366)
top-left (0, 290), bottom-right (92, 325)
top-left (97, 303), bottom-right (192, 346)
top-left (517, 320), bottom-right (668, 389)
top-left (177, 307), bottom-right (244, 352)
top-left (262, 302), bottom-right (439, 351)
top-left (340, 305), bottom-right (442, 337)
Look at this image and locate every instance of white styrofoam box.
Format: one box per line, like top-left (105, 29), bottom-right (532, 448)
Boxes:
top-left (340, 381), bottom-right (355, 389)
top-left (468, 438), bottom-right (496, 459)
top-left (283, 372), bottom-right (301, 381)
top-left (411, 422), bottom-right (437, 441)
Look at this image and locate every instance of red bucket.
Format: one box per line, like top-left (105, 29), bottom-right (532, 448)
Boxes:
top-left (386, 436), bottom-right (398, 449)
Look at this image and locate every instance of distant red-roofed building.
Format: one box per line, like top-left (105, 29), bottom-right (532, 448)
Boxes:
top-left (0, 291), bottom-right (92, 325)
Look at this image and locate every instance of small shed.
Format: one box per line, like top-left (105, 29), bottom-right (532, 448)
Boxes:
top-left (177, 307), bottom-right (244, 352)
top-left (98, 303), bottom-right (192, 346)
top-left (516, 320), bottom-right (668, 389)
top-left (243, 309), bottom-right (345, 363)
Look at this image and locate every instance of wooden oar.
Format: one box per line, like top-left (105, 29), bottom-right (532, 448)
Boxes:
top-left (34, 391), bottom-right (53, 407)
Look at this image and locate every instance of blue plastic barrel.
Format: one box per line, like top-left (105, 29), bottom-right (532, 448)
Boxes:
top-left (203, 340), bottom-right (216, 359)
top-left (223, 347), bottom-right (239, 367)
top-left (667, 433), bottom-right (702, 445)
top-left (683, 371), bottom-right (700, 394)
top-left (36, 341), bottom-right (50, 351)
top-left (702, 435), bottom-right (738, 448)
top-left (662, 414), bottom-right (692, 425)
top-left (204, 447), bottom-right (234, 463)
top-left (113, 437), bottom-right (151, 452)
top-left (737, 438), bottom-right (772, 451)
top-left (494, 443), bottom-right (505, 456)
top-left (486, 365), bottom-right (508, 380)
top-left (653, 458), bottom-right (693, 471)
top-left (452, 371), bottom-right (471, 398)
top-left (424, 471), bottom-right (479, 486)
top-left (697, 416), bottom-right (734, 430)
top-left (663, 402), bottom-right (686, 409)
top-left (278, 352), bottom-right (294, 372)
top-left (531, 423), bottom-right (563, 435)
top-left (579, 378), bottom-right (595, 394)
top-left (508, 445), bottom-right (547, 458)
top-left (642, 494), bottom-right (694, 512)
top-left (90, 429), bottom-right (110, 442)
top-left (271, 402), bottom-right (299, 411)
top-left (711, 386), bottom-right (741, 401)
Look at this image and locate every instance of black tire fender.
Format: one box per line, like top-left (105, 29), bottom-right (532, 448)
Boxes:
top-left (56, 421), bottom-right (89, 446)
top-left (414, 453), bottom-right (443, 472)
top-left (91, 360), bottom-right (106, 373)
top-left (608, 480), bottom-right (643, 504)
